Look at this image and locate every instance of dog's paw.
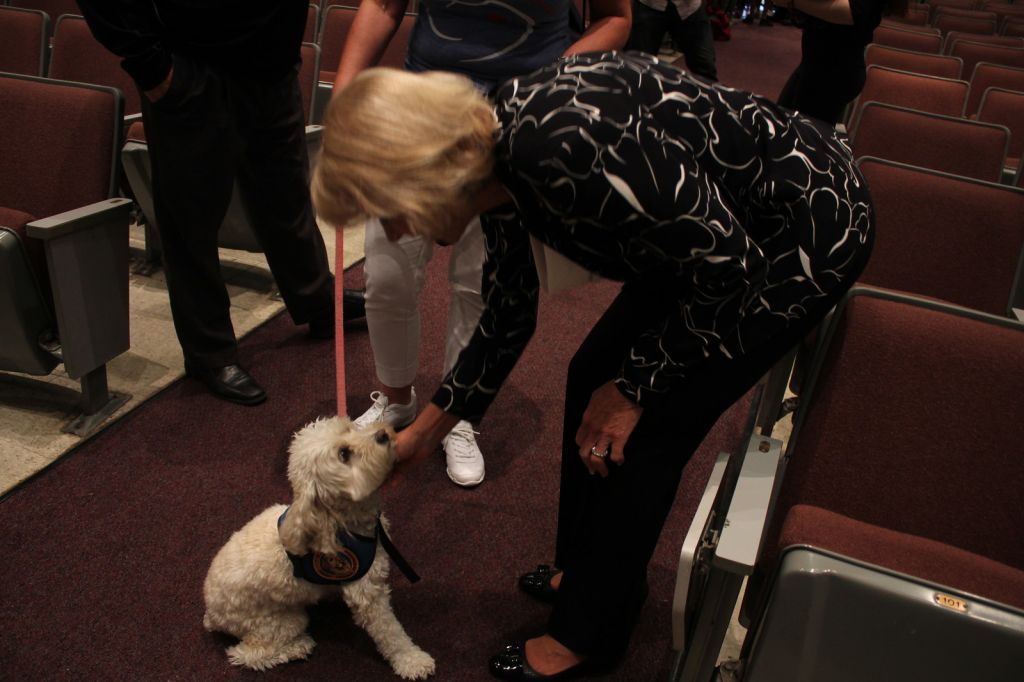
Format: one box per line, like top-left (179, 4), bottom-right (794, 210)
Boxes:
top-left (391, 648), bottom-right (436, 679)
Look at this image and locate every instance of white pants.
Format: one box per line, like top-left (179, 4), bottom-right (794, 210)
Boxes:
top-left (362, 216), bottom-right (486, 388)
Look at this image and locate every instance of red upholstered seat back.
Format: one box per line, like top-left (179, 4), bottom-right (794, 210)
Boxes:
top-left (872, 26), bottom-right (943, 53)
top-left (8, 0), bottom-right (80, 17)
top-left (848, 66), bottom-right (968, 133)
top-left (977, 87), bottom-right (1024, 164)
top-left (0, 74), bottom-right (120, 219)
top-left (851, 103), bottom-right (1007, 181)
top-left (864, 43), bottom-right (964, 79)
top-left (967, 61), bottom-right (1024, 115)
top-left (950, 39), bottom-right (1024, 81)
top-left (0, 6), bottom-right (48, 76)
top-left (771, 294), bottom-right (1024, 571)
top-left (858, 158), bottom-right (1024, 315)
top-left (48, 14), bottom-right (141, 117)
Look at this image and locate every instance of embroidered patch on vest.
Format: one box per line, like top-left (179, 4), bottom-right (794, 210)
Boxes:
top-left (312, 547), bottom-right (361, 582)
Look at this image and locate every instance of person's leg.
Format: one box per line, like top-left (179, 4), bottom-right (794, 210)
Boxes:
top-left (140, 57), bottom-right (239, 369)
top-left (233, 69), bottom-right (335, 327)
top-left (671, 4), bottom-right (719, 82)
top-left (352, 217), bottom-right (432, 425)
top-left (442, 216), bottom-right (486, 376)
top-left (544, 278), bottom-right (861, 665)
top-left (624, 1), bottom-right (670, 55)
top-left (440, 217), bottom-right (489, 486)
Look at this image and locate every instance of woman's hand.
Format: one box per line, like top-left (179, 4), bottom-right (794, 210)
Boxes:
top-left (391, 402), bottom-right (460, 471)
top-left (575, 381), bottom-right (642, 477)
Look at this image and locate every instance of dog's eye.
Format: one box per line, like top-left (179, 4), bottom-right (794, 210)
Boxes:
top-left (338, 446), bottom-right (352, 463)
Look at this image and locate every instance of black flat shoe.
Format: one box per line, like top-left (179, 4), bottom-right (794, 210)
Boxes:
top-left (519, 565), bottom-right (561, 604)
top-left (185, 362), bottom-right (267, 406)
top-left (489, 643), bottom-right (597, 681)
top-left (342, 287), bottom-right (366, 322)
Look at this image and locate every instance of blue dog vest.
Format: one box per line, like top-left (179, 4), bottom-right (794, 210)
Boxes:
top-left (277, 508), bottom-right (419, 585)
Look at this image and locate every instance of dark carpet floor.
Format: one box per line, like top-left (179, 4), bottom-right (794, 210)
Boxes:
top-left (0, 22), bottom-right (802, 682)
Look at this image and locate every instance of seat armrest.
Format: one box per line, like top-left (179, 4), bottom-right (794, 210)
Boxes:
top-left (27, 198), bottom-right (133, 379)
top-left (713, 434), bottom-right (785, 575)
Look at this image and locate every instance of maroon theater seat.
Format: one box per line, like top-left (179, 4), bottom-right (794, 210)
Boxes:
top-left (0, 72), bottom-right (132, 434)
top-left (864, 43), bottom-right (964, 78)
top-left (851, 102), bottom-right (1008, 181)
top-left (8, 0), bottom-right (80, 18)
top-left (47, 14), bottom-right (141, 117)
top-left (0, 6), bottom-right (48, 76)
top-left (934, 13), bottom-right (998, 36)
top-left (872, 24), bottom-right (944, 52)
top-left (977, 87), bottom-right (1024, 171)
top-left (857, 157), bottom-right (1024, 317)
top-left (943, 30), bottom-right (1024, 52)
top-left (966, 61), bottom-right (1024, 115)
top-left (950, 38), bottom-right (1024, 79)
top-left (847, 65), bottom-right (968, 134)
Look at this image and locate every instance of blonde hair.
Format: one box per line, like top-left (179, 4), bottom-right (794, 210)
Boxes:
top-left (312, 68), bottom-right (498, 239)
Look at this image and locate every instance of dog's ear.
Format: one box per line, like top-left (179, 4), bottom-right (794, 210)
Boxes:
top-left (278, 485), bottom-right (332, 555)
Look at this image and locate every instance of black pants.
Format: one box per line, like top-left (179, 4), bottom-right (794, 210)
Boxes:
top-left (626, 0), bottom-right (718, 82)
top-left (546, 266), bottom-right (864, 659)
top-left (140, 57), bottom-right (334, 368)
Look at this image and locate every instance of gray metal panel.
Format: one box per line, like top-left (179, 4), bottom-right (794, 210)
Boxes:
top-left (28, 198), bottom-right (132, 379)
top-left (743, 549), bottom-right (1024, 682)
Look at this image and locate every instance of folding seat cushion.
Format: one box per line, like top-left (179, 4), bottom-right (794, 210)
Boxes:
top-left (851, 103), bottom-right (1007, 181)
top-left (777, 505), bottom-right (1024, 611)
top-left (0, 6), bottom-right (48, 76)
top-left (977, 87), bottom-right (1024, 169)
top-left (864, 43), bottom-right (963, 78)
top-left (858, 158), bottom-right (1024, 316)
top-left (0, 207), bottom-right (47, 304)
top-left (966, 61), bottom-right (1024, 115)
top-left (48, 14), bottom-right (141, 117)
top-left (872, 25), bottom-right (944, 52)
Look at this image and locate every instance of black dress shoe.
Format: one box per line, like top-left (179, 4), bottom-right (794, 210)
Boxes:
top-left (185, 362), bottom-right (267, 406)
top-left (342, 287), bottom-right (366, 322)
top-left (308, 310), bottom-right (336, 339)
top-left (519, 565), bottom-right (561, 604)
top-left (490, 643), bottom-right (597, 681)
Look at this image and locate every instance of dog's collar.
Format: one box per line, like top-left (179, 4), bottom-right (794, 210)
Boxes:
top-left (277, 509), bottom-right (419, 585)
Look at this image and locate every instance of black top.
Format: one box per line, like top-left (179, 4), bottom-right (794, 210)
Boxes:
top-left (432, 52), bottom-right (874, 420)
top-left (75, 1), bottom-right (306, 91)
top-left (799, 0), bottom-right (888, 77)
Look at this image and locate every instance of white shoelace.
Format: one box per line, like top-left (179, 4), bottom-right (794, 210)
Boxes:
top-left (361, 391), bottom-right (389, 423)
top-left (445, 424), bottom-right (481, 461)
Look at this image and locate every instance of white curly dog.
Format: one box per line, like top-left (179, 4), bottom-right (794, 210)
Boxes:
top-left (202, 416), bottom-right (435, 679)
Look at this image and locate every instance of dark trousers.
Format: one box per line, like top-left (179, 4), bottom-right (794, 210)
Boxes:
top-left (140, 57), bottom-right (334, 368)
top-left (626, 1), bottom-right (719, 82)
top-left (546, 268), bottom-right (862, 659)
top-left (777, 62), bottom-right (864, 126)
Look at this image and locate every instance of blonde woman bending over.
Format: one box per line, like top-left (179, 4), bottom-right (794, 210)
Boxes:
top-left (329, 0), bottom-right (630, 487)
top-left (314, 53), bottom-right (874, 679)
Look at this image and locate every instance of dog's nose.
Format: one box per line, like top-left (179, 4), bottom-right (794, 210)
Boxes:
top-left (375, 429), bottom-right (391, 445)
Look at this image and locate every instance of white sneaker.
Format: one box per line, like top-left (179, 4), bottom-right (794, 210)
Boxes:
top-left (352, 389), bottom-right (417, 429)
top-left (443, 420), bottom-right (485, 487)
